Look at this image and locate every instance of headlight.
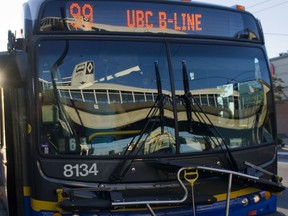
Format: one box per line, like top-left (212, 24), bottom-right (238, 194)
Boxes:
top-left (253, 194), bottom-right (261, 203)
top-left (241, 197), bottom-right (249, 206)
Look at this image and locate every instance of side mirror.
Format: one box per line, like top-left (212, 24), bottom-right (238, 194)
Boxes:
top-left (0, 50), bottom-right (27, 88)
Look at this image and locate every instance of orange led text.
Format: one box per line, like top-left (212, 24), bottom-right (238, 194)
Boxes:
top-left (127, 9), bottom-right (202, 31)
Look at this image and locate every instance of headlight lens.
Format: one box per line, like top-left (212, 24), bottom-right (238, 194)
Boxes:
top-left (253, 194), bottom-right (261, 203)
top-left (241, 197), bottom-right (249, 206)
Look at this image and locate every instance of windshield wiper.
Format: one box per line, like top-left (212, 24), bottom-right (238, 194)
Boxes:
top-left (50, 40), bottom-right (75, 137)
top-left (181, 61), bottom-right (193, 133)
top-left (110, 61), bottom-right (169, 182)
top-left (155, 61), bottom-right (165, 134)
top-left (49, 11), bottom-right (76, 137)
top-left (181, 61), bottom-right (239, 171)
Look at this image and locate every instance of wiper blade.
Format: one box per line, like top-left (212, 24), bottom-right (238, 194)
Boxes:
top-left (181, 61), bottom-right (193, 133)
top-left (181, 61), bottom-right (239, 171)
top-left (50, 40), bottom-right (75, 137)
top-left (110, 61), bottom-right (169, 182)
top-left (155, 61), bottom-right (165, 134)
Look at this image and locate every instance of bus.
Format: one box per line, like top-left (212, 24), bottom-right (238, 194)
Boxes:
top-left (0, 0), bottom-right (285, 215)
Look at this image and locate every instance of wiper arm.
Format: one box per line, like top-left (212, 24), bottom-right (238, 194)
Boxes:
top-left (155, 61), bottom-right (165, 134)
top-left (50, 40), bottom-right (75, 137)
top-left (110, 61), bottom-right (169, 182)
top-left (181, 61), bottom-right (193, 133)
top-left (181, 61), bottom-right (239, 171)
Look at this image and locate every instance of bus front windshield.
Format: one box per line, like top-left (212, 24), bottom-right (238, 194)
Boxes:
top-left (38, 40), bottom-right (274, 156)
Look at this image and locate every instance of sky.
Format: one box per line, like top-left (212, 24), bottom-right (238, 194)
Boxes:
top-left (0, 0), bottom-right (288, 59)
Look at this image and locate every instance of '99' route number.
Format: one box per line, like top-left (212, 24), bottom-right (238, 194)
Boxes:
top-left (63, 163), bottom-right (99, 177)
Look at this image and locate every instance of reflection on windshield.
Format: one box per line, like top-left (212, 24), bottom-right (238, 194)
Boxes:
top-left (38, 40), bottom-right (273, 157)
top-left (171, 44), bottom-right (272, 152)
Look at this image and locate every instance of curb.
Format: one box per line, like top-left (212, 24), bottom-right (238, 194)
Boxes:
top-left (278, 152), bottom-right (288, 156)
top-left (277, 143), bottom-right (288, 157)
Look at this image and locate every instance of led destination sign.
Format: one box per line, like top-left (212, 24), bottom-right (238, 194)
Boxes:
top-left (69, 2), bottom-right (203, 32)
top-left (127, 10), bottom-right (202, 31)
top-left (40, 0), bottom-right (260, 40)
